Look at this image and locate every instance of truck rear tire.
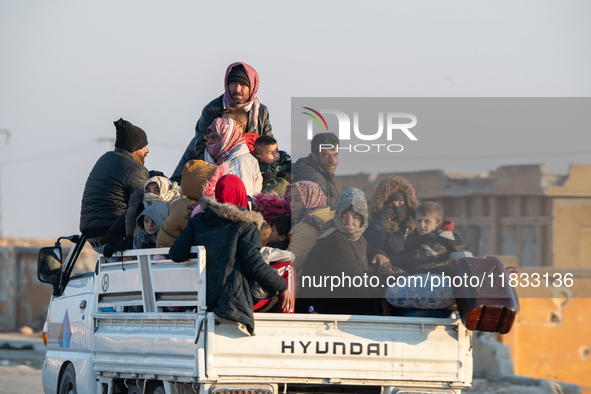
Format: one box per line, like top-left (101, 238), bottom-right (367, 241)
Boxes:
top-left (59, 363), bottom-right (77, 394)
top-left (152, 386), bottom-right (165, 394)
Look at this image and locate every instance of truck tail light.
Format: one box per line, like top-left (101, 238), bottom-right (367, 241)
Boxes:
top-left (42, 321), bottom-right (48, 346)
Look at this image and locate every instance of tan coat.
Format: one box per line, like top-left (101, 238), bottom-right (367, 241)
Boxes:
top-left (287, 207), bottom-right (334, 275)
top-left (157, 197), bottom-right (194, 248)
top-left (156, 160), bottom-right (217, 248)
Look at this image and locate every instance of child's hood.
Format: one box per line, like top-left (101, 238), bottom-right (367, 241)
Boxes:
top-left (437, 229), bottom-right (466, 252)
top-left (277, 150), bottom-right (291, 164)
top-left (433, 221), bottom-right (466, 253)
top-left (181, 160), bottom-right (218, 201)
top-left (136, 203), bottom-right (169, 231)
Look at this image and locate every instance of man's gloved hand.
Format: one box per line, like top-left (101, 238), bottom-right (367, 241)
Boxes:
top-left (102, 244), bottom-right (116, 258)
top-left (377, 206), bottom-right (395, 220)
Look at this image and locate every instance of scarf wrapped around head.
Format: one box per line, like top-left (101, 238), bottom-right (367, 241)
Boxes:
top-left (283, 181), bottom-right (327, 218)
top-left (204, 118), bottom-right (245, 165)
top-left (222, 62), bottom-right (261, 134)
top-left (214, 174), bottom-right (248, 209)
top-left (318, 187), bottom-right (368, 242)
top-left (143, 176), bottom-right (182, 208)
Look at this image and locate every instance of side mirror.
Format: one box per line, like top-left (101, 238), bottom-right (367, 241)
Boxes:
top-left (38, 246), bottom-right (63, 285)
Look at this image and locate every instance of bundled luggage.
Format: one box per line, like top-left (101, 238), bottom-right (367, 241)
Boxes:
top-left (449, 256), bottom-right (519, 334)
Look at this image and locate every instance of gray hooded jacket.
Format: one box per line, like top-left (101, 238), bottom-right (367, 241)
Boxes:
top-left (133, 203), bottom-right (169, 249)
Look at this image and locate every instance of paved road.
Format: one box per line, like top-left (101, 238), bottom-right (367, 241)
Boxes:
top-left (0, 332), bottom-right (45, 394)
top-left (0, 365), bottom-right (43, 394)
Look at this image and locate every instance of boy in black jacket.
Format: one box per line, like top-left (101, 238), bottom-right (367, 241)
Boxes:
top-left (388, 201), bottom-right (465, 274)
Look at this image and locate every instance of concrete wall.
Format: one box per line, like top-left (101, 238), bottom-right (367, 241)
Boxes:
top-left (0, 247), bottom-right (52, 331)
top-left (552, 198), bottom-right (591, 268)
top-left (0, 247), bottom-right (18, 331)
top-left (500, 267), bottom-right (591, 393)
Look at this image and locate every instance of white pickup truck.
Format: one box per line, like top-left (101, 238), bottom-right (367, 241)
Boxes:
top-left (37, 235), bottom-right (473, 394)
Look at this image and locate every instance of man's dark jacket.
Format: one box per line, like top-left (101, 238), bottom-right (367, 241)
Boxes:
top-left (169, 196), bottom-right (286, 335)
top-left (171, 95), bottom-right (272, 183)
top-left (103, 187), bottom-right (145, 256)
top-left (293, 155), bottom-right (339, 210)
top-left (79, 148), bottom-right (149, 238)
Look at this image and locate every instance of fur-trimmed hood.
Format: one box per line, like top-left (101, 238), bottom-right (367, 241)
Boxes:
top-left (368, 176), bottom-right (420, 233)
top-left (200, 195), bottom-right (264, 229)
top-left (126, 187), bottom-right (146, 236)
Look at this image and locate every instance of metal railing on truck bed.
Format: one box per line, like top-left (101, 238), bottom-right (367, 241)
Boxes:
top-left (92, 247), bottom-right (207, 379)
top-left (96, 246), bottom-right (206, 313)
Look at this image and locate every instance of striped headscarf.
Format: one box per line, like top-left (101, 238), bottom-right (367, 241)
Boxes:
top-left (222, 62), bottom-right (261, 134)
top-left (204, 118), bottom-right (245, 165)
top-left (283, 181), bottom-right (327, 218)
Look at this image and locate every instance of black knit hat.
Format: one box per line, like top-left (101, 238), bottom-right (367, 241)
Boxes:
top-left (227, 65), bottom-right (250, 87)
top-left (114, 118), bottom-right (148, 152)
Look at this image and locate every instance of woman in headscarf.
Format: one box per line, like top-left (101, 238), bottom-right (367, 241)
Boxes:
top-left (364, 176), bottom-right (420, 256)
top-left (204, 117), bottom-right (262, 197)
top-left (169, 174), bottom-right (293, 335)
top-left (301, 188), bottom-right (390, 315)
top-left (283, 181), bottom-right (334, 276)
top-left (142, 175), bottom-right (182, 207)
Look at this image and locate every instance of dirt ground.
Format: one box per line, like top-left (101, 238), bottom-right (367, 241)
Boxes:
top-left (0, 365), bottom-right (43, 394)
top-left (0, 332), bottom-right (45, 393)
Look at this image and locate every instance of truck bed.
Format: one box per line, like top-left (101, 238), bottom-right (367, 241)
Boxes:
top-left (58, 246), bottom-right (475, 393)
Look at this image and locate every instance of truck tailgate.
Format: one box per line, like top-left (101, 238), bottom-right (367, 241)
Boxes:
top-left (92, 313), bottom-right (202, 377)
top-left (209, 313), bottom-right (472, 386)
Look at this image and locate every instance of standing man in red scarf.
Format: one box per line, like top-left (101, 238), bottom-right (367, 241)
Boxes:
top-left (171, 62), bottom-right (273, 184)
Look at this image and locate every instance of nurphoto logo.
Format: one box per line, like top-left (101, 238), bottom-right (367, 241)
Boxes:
top-left (302, 107), bottom-right (418, 153)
